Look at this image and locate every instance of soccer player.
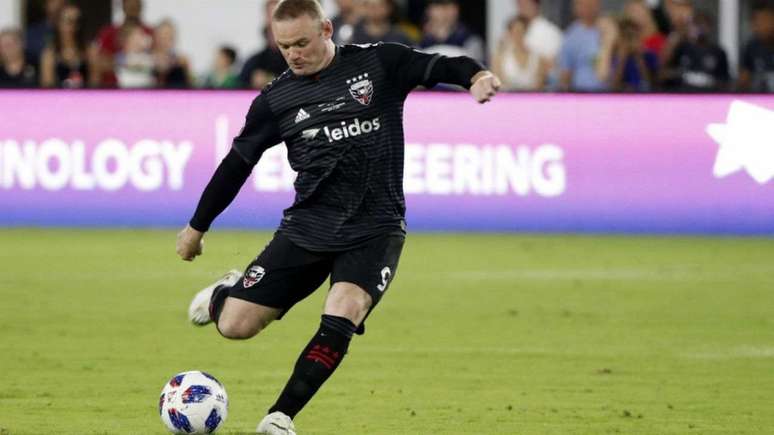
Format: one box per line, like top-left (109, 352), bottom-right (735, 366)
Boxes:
top-left (175, 0), bottom-right (500, 433)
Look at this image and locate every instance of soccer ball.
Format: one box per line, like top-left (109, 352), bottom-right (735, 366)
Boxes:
top-left (159, 371), bottom-right (228, 434)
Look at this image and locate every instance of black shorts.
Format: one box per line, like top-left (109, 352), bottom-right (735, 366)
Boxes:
top-left (228, 232), bottom-right (404, 321)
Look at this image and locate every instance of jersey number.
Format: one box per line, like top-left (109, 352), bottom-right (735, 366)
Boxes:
top-left (376, 267), bottom-right (391, 292)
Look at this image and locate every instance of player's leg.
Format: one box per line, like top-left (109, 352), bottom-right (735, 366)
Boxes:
top-left (188, 269), bottom-right (282, 339)
top-left (261, 235), bottom-right (404, 427)
top-left (215, 297), bottom-right (282, 339)
top-left (188, 233), bottom-right (332, 340)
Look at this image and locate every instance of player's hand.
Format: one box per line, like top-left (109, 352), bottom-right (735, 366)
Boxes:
top-left (470, 71), bottom-right (501, 104)
top-left (176, 225), bottom-right (204, 261)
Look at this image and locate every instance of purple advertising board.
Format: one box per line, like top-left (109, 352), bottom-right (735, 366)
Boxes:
top-left (0, 91), bottom-right (772, 235)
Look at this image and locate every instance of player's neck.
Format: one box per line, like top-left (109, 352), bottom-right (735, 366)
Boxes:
top-left (302, 41), bottom-right (337, 78)
top-left (315, 40), bottom-right (337, 74)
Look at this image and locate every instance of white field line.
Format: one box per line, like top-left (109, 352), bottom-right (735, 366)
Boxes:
top-left (683, 346), bottom-right (774, 360)
top-left (446, 268), bottom-right (699, 282)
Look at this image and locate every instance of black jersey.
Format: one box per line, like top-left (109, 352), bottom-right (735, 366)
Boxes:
top-left (191, 43), bottom-right (484, 251)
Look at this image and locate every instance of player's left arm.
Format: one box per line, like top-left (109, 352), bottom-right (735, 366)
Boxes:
top-left (469, 70), bottom-right (501, 104)
top-left (375, 42), bottom-right (501, 104)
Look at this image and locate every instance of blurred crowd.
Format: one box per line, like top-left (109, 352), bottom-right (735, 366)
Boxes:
top-left (0, 0), bottom-right (772, 92)
top-left (0, 0), bottom-right (195, 89)
top-left (490, 0), bottom-right (774, 93)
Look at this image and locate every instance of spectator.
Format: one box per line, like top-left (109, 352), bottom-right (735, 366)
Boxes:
top-left (492, 16), bottom-right (547, 91)
top-left (25, 0), bottom-right (65, 62)
top-left (420, 0), bottom-right (483, 60)
top-left (661, 6), bottom-right (730, 92)
top-left (612, 18), bottom-right (658, 92)
top-left (202, 46), bottom-right (240, 89)
top-left (516, 0), bottom-right (562, 67)
top-left (351, 0), bottom-right (414, 46)
top-left (93, 0), bottom-right (153, 87)
top-left (40, 4), bottom-right (90, 88)
top-left (0, 28), bottom-right (38, 88)
top-left (557, 0), bottom-right (616, 92)
top-left (623, 0), bottom-right (667, 56)
top-left (738, 1), bottom-right (774, 92)
top-left (655, 0), bottom-right (702, 35)
top-left (331, 0), bottom-right (362, 45)
top-left (239, 0), bottom-right (287, 90)
top-left (152, 19), bottom-right (192, 88)
top-left (114, 24), bottom-right (155, 88)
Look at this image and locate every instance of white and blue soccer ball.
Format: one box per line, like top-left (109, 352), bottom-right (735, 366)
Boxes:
top-left (159, 371), bottom-right (228, 434)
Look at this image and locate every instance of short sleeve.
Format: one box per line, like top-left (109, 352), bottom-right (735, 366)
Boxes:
top-left (231, 94), bottom-right (283, 164)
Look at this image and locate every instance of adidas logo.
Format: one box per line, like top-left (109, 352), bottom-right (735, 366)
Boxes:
top-left (295, 108), bottom-right (310, 124)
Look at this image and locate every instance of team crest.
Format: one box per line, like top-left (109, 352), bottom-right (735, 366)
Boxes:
top-left (243, 265), bottom-right (266, 288)
top-left (347, 73), bottom-right (373, 106)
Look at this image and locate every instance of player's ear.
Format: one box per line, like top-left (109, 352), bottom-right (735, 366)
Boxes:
top-left (321, 19), bottom-right (333, 40)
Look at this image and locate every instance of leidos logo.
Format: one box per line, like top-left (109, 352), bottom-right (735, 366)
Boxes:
top-left (706, 100), bottom-right (774, 184)
top-left (323, 117), bottom-right (381, 143)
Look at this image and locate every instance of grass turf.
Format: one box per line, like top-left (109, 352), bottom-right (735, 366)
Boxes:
top-left (0, 229), bottom-right (773, 434)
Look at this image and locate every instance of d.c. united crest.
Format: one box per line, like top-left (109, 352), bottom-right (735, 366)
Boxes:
top-left (243, 265), bottom-right (266, 288)
top-left (347, 73), bottom-right (373, 106)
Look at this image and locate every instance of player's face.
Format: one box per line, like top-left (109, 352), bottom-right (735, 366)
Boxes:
top-left (273, 14), bottom-right (334, 76)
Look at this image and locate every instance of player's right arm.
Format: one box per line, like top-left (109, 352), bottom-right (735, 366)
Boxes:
top-left (177, 94), bottom-right (282, 261)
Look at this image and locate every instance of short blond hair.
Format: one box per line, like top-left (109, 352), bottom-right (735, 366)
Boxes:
top-left (273, 0), bottom-right (325, 22)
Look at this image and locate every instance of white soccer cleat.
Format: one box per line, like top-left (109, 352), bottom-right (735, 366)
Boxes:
top-left (187, 269), bottom-right (242, 326)
top-left (256, 411), bottom-right (296, 435)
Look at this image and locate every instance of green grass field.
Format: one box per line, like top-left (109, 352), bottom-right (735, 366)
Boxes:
top-left (1, 229), bottom-right (773, 434)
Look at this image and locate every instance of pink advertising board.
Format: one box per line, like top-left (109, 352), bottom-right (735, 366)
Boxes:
top-left (0, 90), bottom-right (772, 234)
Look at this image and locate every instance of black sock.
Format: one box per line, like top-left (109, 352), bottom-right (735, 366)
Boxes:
top-left (269, 315), bottom-right (356, 418)
top-left (208, 284), bottom-right (231, 324)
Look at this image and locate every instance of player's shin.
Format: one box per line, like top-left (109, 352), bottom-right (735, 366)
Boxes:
top-left (268, 314), bottom-right (356, 418)
top-left (209, 285), bottom-right (231, 326)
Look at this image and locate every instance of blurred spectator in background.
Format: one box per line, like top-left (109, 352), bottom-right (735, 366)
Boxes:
top-left (152, 19), bottom-right (192, 88)
top-left (624, 0), bottom-right (666, 57)
top-left (612, 17), bottom-right (658, 91)
top-left (202, 46), bottom-right (240, 89)
top-left (661, 5), bottom-right (730, 92)
top-left (0, 28), bottom-right (39, 88)
top-left (114, 24), bottom-right (155, 88)
top-left (351, 0), bottom-right (414, 46)
top-left (25, 0), bottom-right (65, 63)
top-left (239, 0), bottom-right (287, 90)
top-left (653, 0), bottom-right (698, 36)
top-left (331, 0), bottom-right (362, 44)
top-left (40, 4), bottom-right (90, 88)
top-left (738, 1), bottom-right (774, 92)
top-left (420, 0), bottom-right (483, 61)
top-left (516, 0), bottom-right (562, 68)
top-left (93, 0), bottom-right (153, 87)
top-left (558, 0), bottom-right (615, 92)
top-left (492, 16), bottom-right (547, 91)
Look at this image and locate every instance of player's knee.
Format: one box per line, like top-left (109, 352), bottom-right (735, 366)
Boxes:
top-left (216, 317), bottom-right (262, 340)
top-left (325, 285), bottom-right (372, 324)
